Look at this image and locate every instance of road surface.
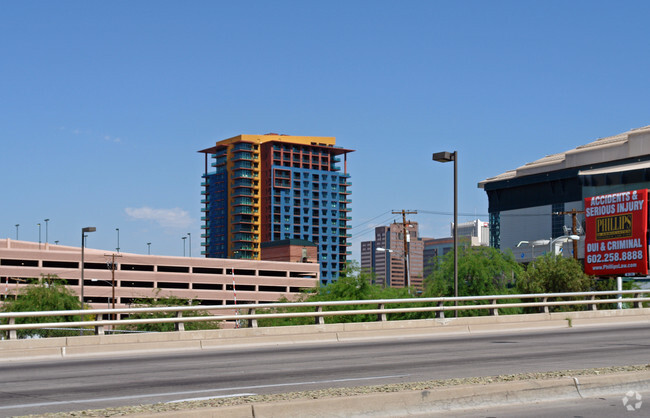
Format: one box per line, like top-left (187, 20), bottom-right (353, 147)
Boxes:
top-left (1, 323), bottom-right (648, 416)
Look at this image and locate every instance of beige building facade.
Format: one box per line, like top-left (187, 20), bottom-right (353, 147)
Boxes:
top-left (0, 239), bottom-right (319, 311)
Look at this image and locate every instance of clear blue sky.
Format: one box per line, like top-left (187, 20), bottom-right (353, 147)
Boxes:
top-left (3, 1), bottom-right (650, 262)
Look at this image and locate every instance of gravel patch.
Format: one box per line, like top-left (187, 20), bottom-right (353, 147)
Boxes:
top-left (19, 364), bottom-right (650, 417)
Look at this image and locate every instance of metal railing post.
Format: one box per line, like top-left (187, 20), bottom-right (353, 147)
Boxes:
top-left (435, 301), bottom-right (445, 319)
top-left (9, 318), bottom-right (17, 340)
top-left (248, 308), bottom-right (257, 328)
top-left (174, 311), bottom-right (185, 332)
top-left (94, 314), bottom-right (105, 335)
top-left (315, 306), bottom-right (325, 325)
top-left (589, 295), bottom-right (598, 311)
top-left (489, 299), bottom-right (499, 316)
top-left (542, 297), bottom-right (549, 314)
top-left (377, 303), bottom-right (387, 322)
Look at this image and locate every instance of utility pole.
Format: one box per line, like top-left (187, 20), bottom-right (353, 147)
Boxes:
top-left (554, 209), bottom-right (584, 259)
top-left (104, 253), bottom-right (123, 321)
top-left (392, 210), bottom-right (417, 288)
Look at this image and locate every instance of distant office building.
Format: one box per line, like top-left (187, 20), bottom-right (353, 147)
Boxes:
top-left (360, 241), bottom-right (375, 275)
top-left (478, 125), bottom-right (650, 261)
top-left (456, 219), bottom-right (490, 247)
top-left (0, 239), bottom-right (319, 321)
top-left (360, 221), bottom-right (424, 290)
top-left (199, 134), bottom-right (353, 285)
top-left (422, 220), bottom-right (487, 276)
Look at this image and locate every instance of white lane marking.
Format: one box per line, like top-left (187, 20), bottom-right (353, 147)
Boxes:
top-left (166, 393), bottom-right (256, 403)
top-left (0, 374), bottom-right (409, 411)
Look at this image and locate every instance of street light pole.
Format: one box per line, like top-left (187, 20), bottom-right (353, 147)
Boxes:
top-left (80, 227), bottom-right (96, 308)
top-left (147, 242), bottom-right (151, 255)
top-left (376, 247), bottom-right (394, 288)
top-left (44, 219), bottom-right (50, 244)
top-left (38, 223), bottom-right (41, 249)
top-left (116, 228), bottom-right (120, 253)
top-left (15, 224), bottom-right (19, 240)
top-left (433, 151), bottom-right (458, 316)
top-left (187, 233), bottom-right (192, 258)
top-left (182, 236), bottom-right (187, 257)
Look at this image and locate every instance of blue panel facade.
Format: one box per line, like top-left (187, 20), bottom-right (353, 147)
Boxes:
top-left (203, 150), bottom-right (228, 258)
top-left (268, 165), bottom-right (350, 285)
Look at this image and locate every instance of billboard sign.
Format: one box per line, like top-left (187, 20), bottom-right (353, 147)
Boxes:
top-left (584, 189), bottom-right (648, 276)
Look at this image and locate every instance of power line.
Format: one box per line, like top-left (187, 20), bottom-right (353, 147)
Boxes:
top-left (417, 209), bottom-right (556, 218)
top-left (348, 211), bottom-right (393, 232)
top-left (347, 214), bottom-right (397, 241)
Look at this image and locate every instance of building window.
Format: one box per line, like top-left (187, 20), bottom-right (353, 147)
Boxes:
top-left (551, 203), bottom-right (565, 239)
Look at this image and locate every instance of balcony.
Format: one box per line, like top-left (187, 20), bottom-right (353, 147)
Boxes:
top-left (233, 197), bottom-right (254, 206)
top-left (231, 151), bottom-right (254, 161)
top-left (232, 189), bottom-right (255, 197)
top-left (233, 142), bottom-right (254, 151)
top-left (233, 169), bottom-right (254, 179)
top-left (233, 179), bottom-right (254, 188)
top-left (232, 206), bottom-right (255, 215)
top-left (233, 234), bottom-right (256, 242)
top-left (233, 160), bottom-right (254, 169)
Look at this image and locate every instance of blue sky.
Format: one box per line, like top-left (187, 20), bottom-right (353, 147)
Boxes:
top-left (3, 1), bottom-right (650, 262)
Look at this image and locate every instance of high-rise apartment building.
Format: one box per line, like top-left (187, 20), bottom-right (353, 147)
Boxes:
top-left (199, 134), bottom-right (353, 285)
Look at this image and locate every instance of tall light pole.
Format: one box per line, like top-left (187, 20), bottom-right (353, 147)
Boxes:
top-left (376, 247), bottom-right (393, 288)
top-left (147, 242), bottom-right (151, 255)
top-left (37, 223), bottom-right (41, 249)
top-left (15, 224), bottom-right (19, 240)
top-left (116, 228), bottom-right (120, 253)
top-left (182, 236), bottom-right (187, 257)
top-left (433, 151), bottom-right (458, 316)
top-left (44, 219), bottom-right (50, 244)
top-left (187, 233), bottom-right (192, 257)
top-left (81, 227), bottom-right (96, 308)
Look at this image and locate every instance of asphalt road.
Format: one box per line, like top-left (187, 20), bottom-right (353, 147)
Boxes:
top-left (1, 323), bottom-right (649, 416)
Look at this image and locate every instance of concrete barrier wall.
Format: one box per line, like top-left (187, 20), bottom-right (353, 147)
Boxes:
top-left (2, 308), bottom-right (648, 361)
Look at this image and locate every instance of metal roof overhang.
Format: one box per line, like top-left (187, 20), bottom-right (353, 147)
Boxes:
top-left (579, 160), bottom-right (650, 187)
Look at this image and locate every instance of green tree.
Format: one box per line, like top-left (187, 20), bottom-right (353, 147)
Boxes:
top-left (517, 254), bottom-right (592, 312)
top-left (117, 292), bottom-right (221, 332)
top-left (257, 261), bottom-right (417, 327)
top-left (423, 246), bottom-right (524, 316)
top-left (1, 275), bottom-right (83, 339)
top-left (518, 254), bottom-right (591, 294)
